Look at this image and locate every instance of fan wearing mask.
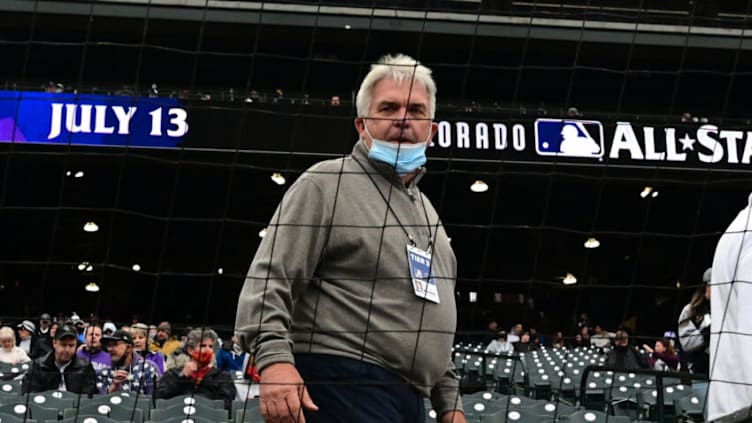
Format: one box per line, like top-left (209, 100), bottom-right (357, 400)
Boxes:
top-left (156, 328), bottom-right (236, 409)
top-left (99, 330), bottom-right (159, 394)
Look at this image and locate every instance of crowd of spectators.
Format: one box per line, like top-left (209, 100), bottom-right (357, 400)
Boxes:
top-left (0, 314), bottom-right (257, 409)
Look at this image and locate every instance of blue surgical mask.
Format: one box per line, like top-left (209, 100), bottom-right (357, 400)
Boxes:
top-left (364, 122), bottom-right (428, 175)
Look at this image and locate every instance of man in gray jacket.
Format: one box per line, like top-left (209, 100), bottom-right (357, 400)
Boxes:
top-left (235, 54), bottom-right (465, 423)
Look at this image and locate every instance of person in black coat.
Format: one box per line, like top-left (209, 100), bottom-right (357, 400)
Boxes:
top-left (605, 330), bottom-right (649, 370)
top-left (16, 320), bottom-right (52, 360)
top-left (156, 328), bottom-right (236, 409)
top-left (22, 325), bottom-right (97, 395)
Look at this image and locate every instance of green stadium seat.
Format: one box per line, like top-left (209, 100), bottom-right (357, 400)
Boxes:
top-left (0, 412), bottom-right (36, 423)
top-left (155, 395), bottom-right (224, 410)
top-left (0, 402), bottom-right (59, 421)
top-left (64, 403), bottom-right (144, 423)
top-left (53, 415), bottom-right (123, 423)
top-left (149, 403), bottom-right (228, 422)
top-left (562, 410), bottom-right (631, 423)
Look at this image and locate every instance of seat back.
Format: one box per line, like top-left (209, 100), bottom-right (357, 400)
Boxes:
top-left (155, 395), bottom-right (223, 410)
top-left (149, 403), bottom-right (227, 421)
top-left (64, 403), bottom-right (144, 423)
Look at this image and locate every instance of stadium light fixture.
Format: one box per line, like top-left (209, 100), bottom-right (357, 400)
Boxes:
top-left (584, 237), bottom-right (600, 249)
top-left (85, 282), bottom-right (100, 292)
top-left (65, 171), bottom-right (72, 176)
top-left (85, 264), bottom-right (93, 272)
top-left (651, 190), bottom-right (659, 198)
top-left (258, 227), bottom-right (267, 238)
top-left (217, 267), bottom-right (224, 275)
top-left (470, 180), bottom-right (489, 193)
top-left (74, 171), bottom-right (84, 178)
top-left (562, 273), bottom-right (577, 285)
top-left (83, 221), bottom-right (99, 232)
top-left (77, 261), bottom-right (89, 271)
top-left (344, 24), bottom-right (352, 30)
top-left (271, 172), bottom-right (286, 185)
top-left (469, 291), bottom-right (478, 303)
top-left (640, 186), bottom-right (653, 198)
top-left (132, 264), bottom-right (141, 272)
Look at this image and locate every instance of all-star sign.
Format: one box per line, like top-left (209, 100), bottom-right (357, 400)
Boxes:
top-left (429, 118), bottom-right (752, 169)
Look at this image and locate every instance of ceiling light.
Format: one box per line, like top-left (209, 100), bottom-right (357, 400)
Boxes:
top-left (271, 173), bottom-right (286, 185)
top-left (65, 171), bottom-right (72, 176)
top-left (258, 227), bottom-right (267, 238)
top-left (132, 264), bottom-right (141, 272)
top-left (85, 282), bottom-right (100, 292)
top-left (562, 273), bottom-right (578, 285)
top-left (470, 180), bottom-right (488, 193)
top-left (77, 261), bottom-right (88, 271)
top-left (217, 268), bottom-right (224, 275)
top-left (651, 190), bottom-right (659, 198)
top-left (83, 221), bottom-right (99, 232)
top-left (344, 24), bottom-right (352, 29)
top-left (640, 186), bottom-right (653, 198)
top-left (676, 281), bottom-right (681, 288)
top-left (74, 171), bottom-right (84, 178)
top-left (584, 237), bottom-right (600, 249)
top-left (85, 265), bottom-right (93, 272)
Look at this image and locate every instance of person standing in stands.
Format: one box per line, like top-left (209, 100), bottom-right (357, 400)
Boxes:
top-left (76, 324), bottom-right (111, 373)
top-left (707, 195), bottom-right (752, 421)
top-left (99, 330), bottom-right (158, 394)
top-left (677, 267), bottom-right (711, 374)
top-left (235, 54), bottom-right (465, 423)
top-left (156, 328), bottom-right (236, 409)
top-left (22, 324), bottom-right (97, 394)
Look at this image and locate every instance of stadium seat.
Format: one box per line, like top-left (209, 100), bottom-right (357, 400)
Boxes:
top-left (155, 395), bottom-right (224, 410)
top-left (53, 415), bottom-right (122, 423)
top-left (149, 403), bottom-right (228, 421)
top-left (527, 401), bottom-right (578, 418)
top-left (146, 416), bottom-right (215, 423)
top-left (673, 395), bottom-right (705, 422)
top-left (82, 393), bottom-right (152, 418)
top-left (64, 403), bottom-right (144, 423)
top-left (0, 381), bottom-right (22, 395)
top-left (24, 391), bottom-right (76, 411)
top-left (562, 410), bottom-right (631, 423)
top-left (231, 399), bottom-right (260, 423)
top-left (0, 402), bottom-right (59, 421)
top-left (0, 412), bottom-right (36, 423)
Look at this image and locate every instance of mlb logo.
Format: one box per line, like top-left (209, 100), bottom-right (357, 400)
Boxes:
top-left (535, 119), bottom-right (605, 158)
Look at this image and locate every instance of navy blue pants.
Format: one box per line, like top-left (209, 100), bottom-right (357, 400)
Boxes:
top-left (295, 353), bottom-right (426, 423)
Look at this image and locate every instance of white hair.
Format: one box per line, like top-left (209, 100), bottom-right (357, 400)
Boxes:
top-left (0, 326), bottom-right (15, 342)
top-left (356, 54), bottom-right (437, 119)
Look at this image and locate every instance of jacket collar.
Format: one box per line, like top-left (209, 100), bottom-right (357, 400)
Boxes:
top-left (352, 139), bottom-right (426, 190)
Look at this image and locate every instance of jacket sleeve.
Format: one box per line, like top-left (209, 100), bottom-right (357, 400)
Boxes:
top-left (82, 364), bottom-right (98, 395)
top-left (234, 177), bottom-right (331, 371)
top-left (156, 369), bottom-right (193, 399)
top-left (214, 371), bottom-right (237, 410)
top-left (430, 357), bottom-right (464, 416)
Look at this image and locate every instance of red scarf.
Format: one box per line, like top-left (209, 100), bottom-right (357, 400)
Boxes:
top-left (189, 349), bottom-right (213, 383)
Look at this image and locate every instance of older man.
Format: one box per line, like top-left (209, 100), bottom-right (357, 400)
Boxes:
top-left (235, 54), bottom-right (464, 423)
top-left (22, 324), bottom-right (97, 394)
top-left (99, 330), bottom-right (158, 394)
top-left (16, 320), bottom-right (50, 360)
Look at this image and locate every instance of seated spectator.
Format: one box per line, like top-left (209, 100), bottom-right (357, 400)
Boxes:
top-left (515, 332), bottom-right (538, 353)
top-left (156, 328), bottom-right (236, 409)
top-left (217, 336), bottom-right (247, 372)
top-left (16, 320), bottom-right (51, 360)
top-left (0, 326), bottom-right (30, 364)
top-left (590, 324), bottom-right (616, 349)
top-left (37, 313), bottom-right (53, 339)
top-left (572, 334), bottom-right (587, 348)
top-left (77, 324), bottom-right (111, 373)
top-left (131, 323), bottom-right (165, 374)
top-left (642, 338), bottom-right (680, 371)
top-left (102, 322), bottom-right (116, 336)
top-left (149, 321), bottom-right (181, 356)
top-left (22, 325), bottom-right (97, 394)
top-left (507, 323), bottom-right (523, 344)
top-left (72, 318), bottom-right (86, 344)
top-left (99, 330), bottom-right (158, 394)
top-left (605, 330), bottom-right (648, 370)
top-left (579, 325), bottom-right (591, 346)
top-left (330, 95), bottom-right (341, 106)
top-left (486, 331), bottom-right (514, 355)
top-left (552, 331), bottom-right (567, 348)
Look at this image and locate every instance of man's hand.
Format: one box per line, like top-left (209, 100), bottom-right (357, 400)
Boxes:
top-left (440, 410), bottom-right (467, 423)
top-left (642, 344), bottom-right (654, 353)
top-left (259, 362), bottom-right (318, 423)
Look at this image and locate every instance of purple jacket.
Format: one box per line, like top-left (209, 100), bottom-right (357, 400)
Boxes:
top-left (77, 348), bottom-right (112, 373)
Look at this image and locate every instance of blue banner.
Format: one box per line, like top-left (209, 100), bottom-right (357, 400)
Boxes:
top-left (0, 91), bottom-right (186, 148)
